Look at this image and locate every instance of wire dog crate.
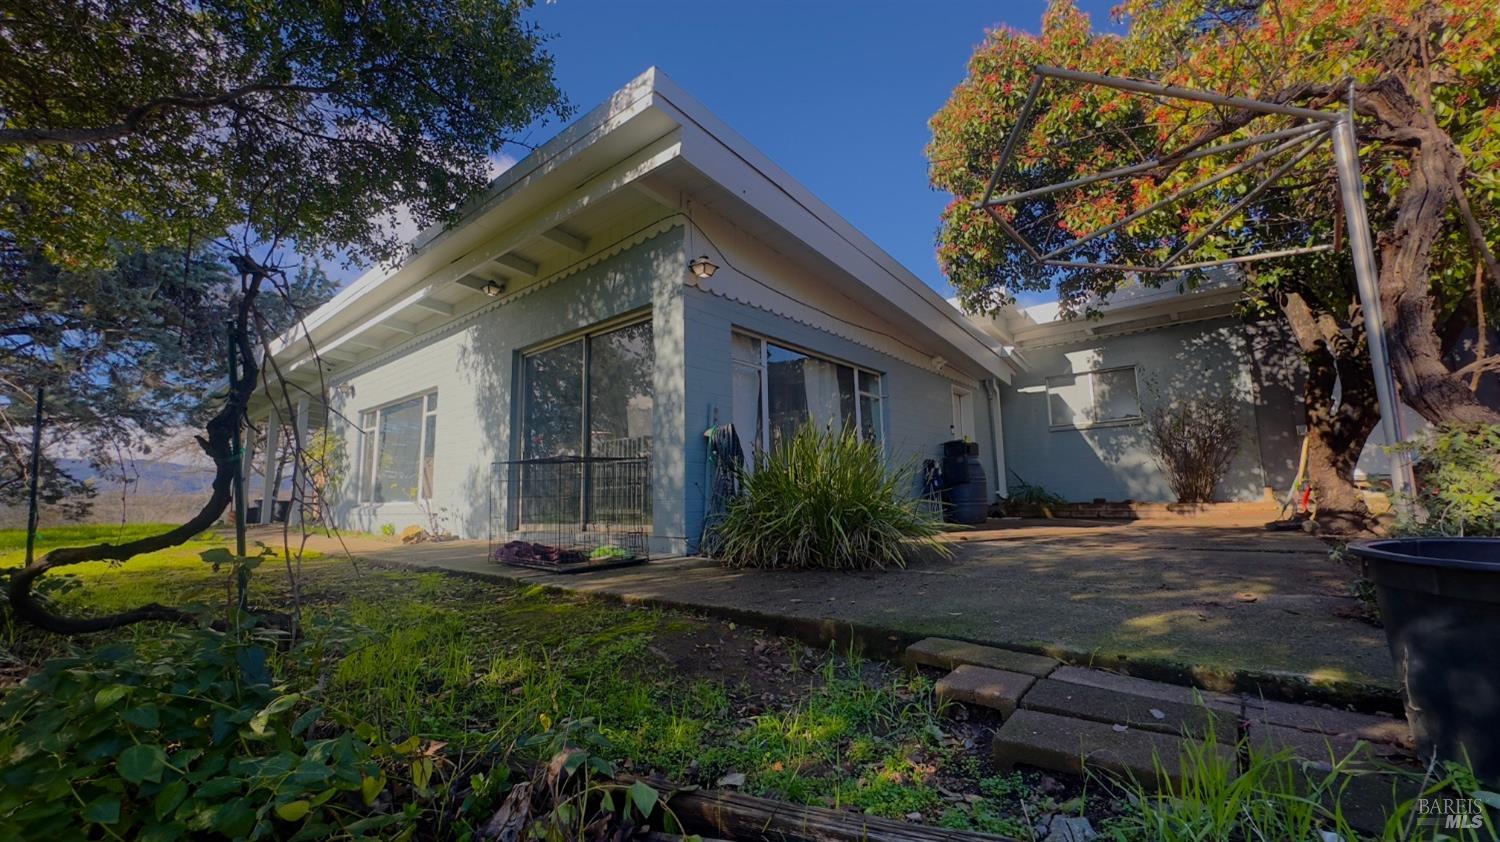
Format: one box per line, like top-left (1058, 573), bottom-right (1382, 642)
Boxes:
top-left (488, 456), bottom-right (652, 572)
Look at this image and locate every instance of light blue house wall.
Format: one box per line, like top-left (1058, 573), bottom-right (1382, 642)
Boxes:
top-left (326, 228), bottom-right (689, 550)
top-left (324, 224), bottom-right (989, 555)
top-left (1001, 317), bottom-right (1284, 503)
top-left (677, 287), bottom-right (995, 552)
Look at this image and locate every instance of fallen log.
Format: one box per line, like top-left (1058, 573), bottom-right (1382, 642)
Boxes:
top-left (621, 775), bottom-right (1018, 842)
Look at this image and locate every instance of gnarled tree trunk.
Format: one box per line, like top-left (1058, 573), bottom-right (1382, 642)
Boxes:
top-left (1282, 291), bottom-right (1383, 533)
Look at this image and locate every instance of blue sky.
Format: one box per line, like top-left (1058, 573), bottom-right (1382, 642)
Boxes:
top-left (512, 0), bottom-right (1118, 301)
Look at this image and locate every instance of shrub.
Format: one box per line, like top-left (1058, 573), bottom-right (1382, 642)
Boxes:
top-left (1142, 391), bottom-right (1241, 503)
top-left (714, 425), bottom-right (947, 570)
top-left (0, 628), bottom-right (398, 840)
top-left (1393, 423), bottom-right (1500, 536)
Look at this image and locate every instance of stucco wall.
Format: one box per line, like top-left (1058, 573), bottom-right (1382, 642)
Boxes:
top-left (323, 228), bottom-right (687, 550)
top-left (679, 287), bottom-right (990, 552)
top-left (1001, 317), bottom-right (1297, 503)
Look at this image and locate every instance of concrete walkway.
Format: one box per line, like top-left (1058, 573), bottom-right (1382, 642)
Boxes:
top-left (353, 519), bottom-right (1398, 706)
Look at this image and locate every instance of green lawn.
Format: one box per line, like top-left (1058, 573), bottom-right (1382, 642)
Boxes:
top-left (0, 523), bottom-right (1056, 836)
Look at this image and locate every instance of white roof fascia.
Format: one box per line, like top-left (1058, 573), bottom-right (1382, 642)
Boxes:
top-left (273, 68), bottom-right (669, 359)
top-left (646, 72), bottom-right (1014, 382)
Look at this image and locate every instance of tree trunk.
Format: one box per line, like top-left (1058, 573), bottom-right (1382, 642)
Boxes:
top-left (1281, 292), bottom-right (1382, 533)
top-left (1355, 77), bottom-right (1500, 426)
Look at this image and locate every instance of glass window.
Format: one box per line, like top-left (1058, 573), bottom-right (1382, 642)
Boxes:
top-left (518, 320), bottom-right (655, 528)
top-left (374, 395), bottom-right (424, 503)
top-left (731, 334), bottom-right (764, 457)
top-left (522, 339), bottom-right (584, 459)
top-left (588, 321), bottom-right (654, 458)
top-left (733, 331), bottom-right (882, 454)
top-left (1046, 373), bottom-right (1089, 428)
top-left (357, 395), bottom-right (437, 503)
top-left (358, 411), bottom-right (376, 502)
top-left (1092, 368), bottom-right (1141, 422)
top-left (858, 372), bottom-right (883, 444)
top-left (1046, 367), bottom-right (1140, 428)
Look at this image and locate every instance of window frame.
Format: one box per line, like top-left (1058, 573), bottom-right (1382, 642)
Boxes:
top-left (731, 329), bottom-right (885, 455)
top-left (355, 390), bottom-right (439, 504)
top-left (1045, 364), bottom-right (1142, 431)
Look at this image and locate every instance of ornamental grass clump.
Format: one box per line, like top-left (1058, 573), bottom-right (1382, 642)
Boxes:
top-left (715, 425), bottom-right (947, 570)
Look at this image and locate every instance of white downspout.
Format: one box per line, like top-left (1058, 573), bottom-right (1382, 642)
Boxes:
top-left (983, 380), bottom-right (1007, 501)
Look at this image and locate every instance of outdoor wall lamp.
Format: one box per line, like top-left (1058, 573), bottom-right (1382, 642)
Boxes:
top-left (689, 255), bottom-right (719, 279)
top-left (481, 280), bottom-right (506, 297)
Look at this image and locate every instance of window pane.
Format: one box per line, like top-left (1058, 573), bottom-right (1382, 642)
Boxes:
top-left (731, 332), bottom-right (761, 364)
top-left (426, 393), bottom-right (438, 411)
top-left (588, 322), bottom-right (654, 458)
top-left (522, 340), bottom-right (584, 459)
top-left (358, 428), bottom-right (375, 502)
top-left (374, 396), bottom-right (424, 503)
top-left (421, 413), bottom-right (437, 498)
top-left (858, 370), bottom-right (880, 394)
top-left (732, 362), bottom-right (763, 457)
top-left (1046, 373), bottom-right (1089, 428)
top-left (765, 343), bottom-right (861, 450)
top-left (1093, 369), bottom-right (1140, 422)
top-left (859, 394), bottom-right (882, 443)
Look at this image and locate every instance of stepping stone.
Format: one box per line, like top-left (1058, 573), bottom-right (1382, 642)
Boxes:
top-left (1244, 720), bottom-right (1409, 763)
top-left (1244, 697), bottom-right (1411, 747)
top-left (992, 709), bottom-right (1231, 788)
top-left (935, 665), bottom-right (1036, 717)
top-left (1020, 678), bottom-right (1237, 743)
top-left (1243, 721), bottom-right (1419, 834)
top-left (906, 637), bottom-right (1058, 677)
top-left (1050, 666), bottom-right (1240, 712)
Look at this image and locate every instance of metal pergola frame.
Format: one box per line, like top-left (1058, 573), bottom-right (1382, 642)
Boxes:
top-left (976, 64), bottom-right (1413, 499)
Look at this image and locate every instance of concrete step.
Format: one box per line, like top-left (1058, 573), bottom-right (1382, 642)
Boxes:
top-left (992, 708), bottom-right (1230, 788)
top-left (1049, 665), bottom-right (1241, 712)
top-left (1020, 677), bottom-right (1237, 743)
top-left (905, 637), bottom-right (1058, 678)
top-left (934, 665), bottom-right (1036, 717)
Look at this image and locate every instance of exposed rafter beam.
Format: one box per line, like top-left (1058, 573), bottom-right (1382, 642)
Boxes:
top-left (494, 253), bottom-right (539, 278)
top-left (410, 297), bottom-right (453, 317)
top-left (377, 319), bottom-right (419, 335)
top-left (540, 226), bottom-right (588, 254)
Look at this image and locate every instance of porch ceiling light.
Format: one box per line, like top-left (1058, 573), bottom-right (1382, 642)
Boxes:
top-left (481, 280), bottom-right (505, 297)
top-left (689, 254), bottom-right (718, 279)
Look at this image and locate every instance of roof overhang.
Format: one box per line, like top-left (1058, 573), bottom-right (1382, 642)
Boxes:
top-left (262, 67), bottom-right (1016, 402)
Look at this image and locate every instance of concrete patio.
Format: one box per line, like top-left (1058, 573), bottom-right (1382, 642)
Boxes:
top-left (349, 518), bottom-right (1398, 707)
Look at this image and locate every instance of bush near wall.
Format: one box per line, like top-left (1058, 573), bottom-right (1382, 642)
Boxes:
top-left (714, 425), bottom-right (947, 571)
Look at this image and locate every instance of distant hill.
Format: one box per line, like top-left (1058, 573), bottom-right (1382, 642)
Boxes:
top-left (57, 458), bottom-right (217, 495)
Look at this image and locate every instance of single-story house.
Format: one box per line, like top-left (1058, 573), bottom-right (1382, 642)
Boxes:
top-left (248, 68), bottom-right (1348, 554)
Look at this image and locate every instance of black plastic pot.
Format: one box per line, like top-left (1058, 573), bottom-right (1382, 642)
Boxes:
top-left (1350, 538), bottom-right (1500, 783)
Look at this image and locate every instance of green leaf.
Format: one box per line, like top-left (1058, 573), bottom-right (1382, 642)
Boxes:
top-left (1473, 790), bottom-right (1500, 809)
top-left (118, 743), bottom-right (167, 784)
top-left (274, 800), bottom-right (311, 822)
top-left (249, 693), bottom-right (300, 735)
top-left (198, 548), bottom-right (234, 567)
top-left (83, 795), bottom-right (121, 825)
top-left (94, 684), bottom-right (131, 709)
top-left (628, 779), bottom-right (658, 819)
top-left (360, 773), bottom-right (385, 806)
top-left (121, 704), bottom-right (161, 729)
top-left (155, 780), bottom-right (189, 820)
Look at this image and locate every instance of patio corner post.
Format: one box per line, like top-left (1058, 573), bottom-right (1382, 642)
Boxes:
top-left (289, 397), bottom-right (310, 526)
top-left (1331, 111), bottom-right (1414, 502)
top-left (260, 408), bottom-right (280, 525)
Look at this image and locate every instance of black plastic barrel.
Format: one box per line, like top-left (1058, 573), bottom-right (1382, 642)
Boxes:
top-left (944, 454), bottom-right (989, 525)
top-left (1349, 538), bottom-right (1500, 784)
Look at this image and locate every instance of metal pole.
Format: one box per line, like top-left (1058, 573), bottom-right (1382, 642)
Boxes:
top-left (228, 322), bottom-right (247, 559)
top-left (1331, 114), bottom-right (1413, 499)
top-left (1033, 65), bottom-right (1339, 123)
top-left (24, 387), bottom-right (43, 566)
